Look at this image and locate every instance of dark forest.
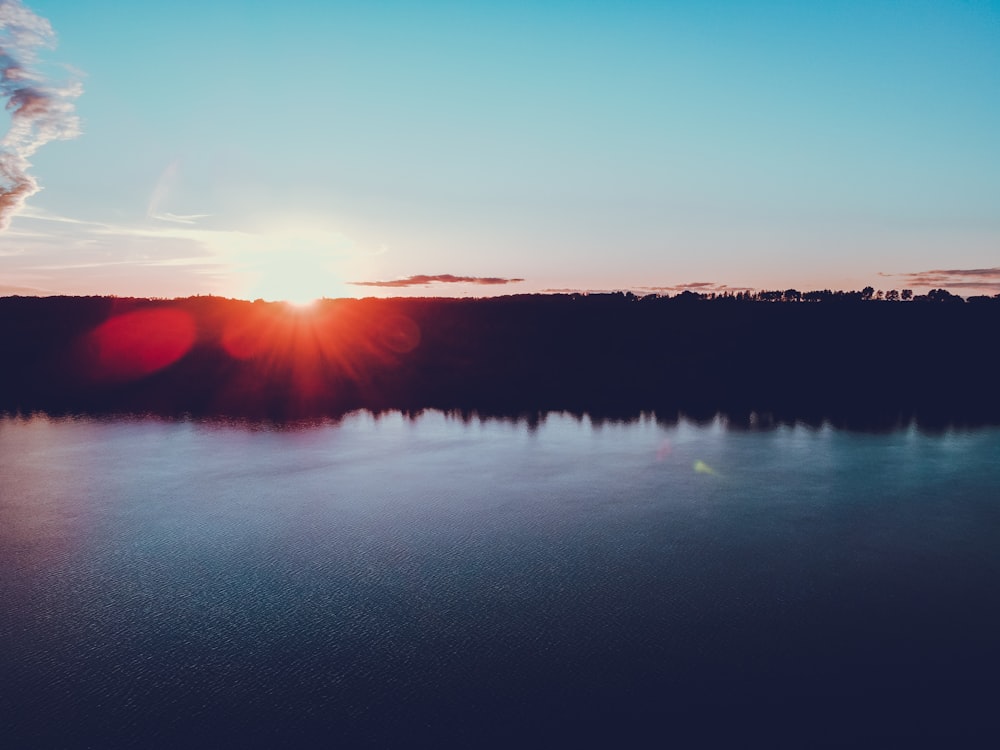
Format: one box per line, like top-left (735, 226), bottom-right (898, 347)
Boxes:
top-left (2, 290), bottom-right (998, 429)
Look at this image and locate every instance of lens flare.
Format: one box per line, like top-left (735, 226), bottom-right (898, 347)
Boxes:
top-left (85, 308), bottom-right (196, 382)
top-left (655, 438), bottom-right (673, 461)
top-left (693, 460), bottom-right (717, 475)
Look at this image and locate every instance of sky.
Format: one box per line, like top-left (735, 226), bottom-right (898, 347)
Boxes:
top-left (0, 0), bottom-right (998, 302)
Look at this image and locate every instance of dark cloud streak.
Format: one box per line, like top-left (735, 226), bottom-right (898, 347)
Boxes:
top-left (882, 267), bottom-right (1000, 292)
top-left (350, 274), bottom-right (524, 288)
top-left (636, 282), bottom-right (754, 293)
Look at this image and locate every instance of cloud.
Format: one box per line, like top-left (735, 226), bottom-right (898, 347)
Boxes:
top-left (6, 206), bottom-right (376, 299)
top-left (2, 207), bottom-right (240, 296)
top-left (350, 274), bottom-right (524, 288)
top-left (17, 204), bottom-right (97, 225)
top-left (635, 282), bottom-right (755, 294)
top-left (0, 0), bottom-right (83, 229)
top-left (0, 281), bottom-right (49, 295)
top-left (922, 268), bottom-right (1000, 277)
top-left (541, 288), bottom-right (618, 294)
top-left (150, 212), bottom-right (213, 225)
top-left (881, 267), bottom-right (1000, 292)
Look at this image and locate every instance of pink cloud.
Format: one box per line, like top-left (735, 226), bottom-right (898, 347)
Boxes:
top-left (350, 274), bottom-right (524, 288)
top-left (882, 267), bottom-right (1000, 292)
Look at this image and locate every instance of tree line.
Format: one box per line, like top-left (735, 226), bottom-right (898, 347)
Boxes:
top-left (1, 291), bottom-right (998, 428)
top-left (626, 286), bottom-right (999, 303)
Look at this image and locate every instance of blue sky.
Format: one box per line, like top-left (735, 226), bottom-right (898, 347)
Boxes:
top-left (1, 0), bottom-right (998, 301)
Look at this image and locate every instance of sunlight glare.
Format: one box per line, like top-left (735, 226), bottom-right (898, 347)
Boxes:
top-left (286, 296), bottom-right (320, 310)
top-left (237, 218), bottom-right (355, 304)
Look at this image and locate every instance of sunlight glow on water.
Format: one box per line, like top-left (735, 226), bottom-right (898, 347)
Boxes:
top-left (2, 412), bottom-right (999, 745)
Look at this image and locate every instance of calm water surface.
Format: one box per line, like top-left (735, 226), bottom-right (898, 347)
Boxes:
top-left (2, 412), bottom-right (999, 746)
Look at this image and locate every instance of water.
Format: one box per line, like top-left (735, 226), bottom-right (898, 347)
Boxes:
top-left (2, 412), bottom-right (999, 746)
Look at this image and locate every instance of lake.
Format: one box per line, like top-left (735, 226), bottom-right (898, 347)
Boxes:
top-left (2, 411), bottom-right (999, 746)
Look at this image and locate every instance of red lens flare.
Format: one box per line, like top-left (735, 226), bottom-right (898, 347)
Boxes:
top-left (378, 314), bottom-right (421, 354)
top-left (214, 302), bottom-right (422, 414)
top-left (85, 308), bottom-right (196, 382)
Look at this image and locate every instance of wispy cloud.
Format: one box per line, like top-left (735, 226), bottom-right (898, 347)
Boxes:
top-left (0, 0), bottom-right (83, 229)
top-left (350, 274), bottom-right (524, 288)
top-left (13, 206), bottom-right (239, 259)
top-left (2, 206), bottom-right (241, 296)
top-left (17, 204), bottom-right (102, 225)
top-left (144, 161), bottom-right (211, 225)
top-left (151, 212), bottom-right (212, 225)
top-left (4, 205), bottom-right (370, 299)
top-left (881, 267), bottom-right (1000, 292)
top-left (541, 288), bottom-right (618, 295)
top-left (0, 281), bottom-right (50, 295)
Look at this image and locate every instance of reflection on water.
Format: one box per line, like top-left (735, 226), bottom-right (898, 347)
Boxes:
top-left (2, 412), bottom-right (1000, 745)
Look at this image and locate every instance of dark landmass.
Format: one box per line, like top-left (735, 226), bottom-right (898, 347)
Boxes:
top-left (2, 290), bottom-right (999, 429)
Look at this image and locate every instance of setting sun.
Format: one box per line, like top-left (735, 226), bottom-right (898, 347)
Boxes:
top-left (226, 219), bottom-right (360, 304)
top-left (247, 253), bottom-right (338, 306)
top-left (286, 297), bottom-right (320, 309)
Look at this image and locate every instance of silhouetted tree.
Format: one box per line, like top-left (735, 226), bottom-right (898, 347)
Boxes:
top-left (675, 290), bottom-right (703, 302)
top-left (861, 286), bottom-right (875, 300)
top-left (901, 289), bottom-right (913, 301)
top-left (927, 288), bottom-right (963, 303)
top-left (885, 289), bottom-right (899, 302)
top-left (803, 290), bottom-right (833, 303)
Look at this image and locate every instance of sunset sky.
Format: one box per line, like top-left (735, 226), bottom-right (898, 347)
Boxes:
top-left (1, 0), bottom-right (998, 302)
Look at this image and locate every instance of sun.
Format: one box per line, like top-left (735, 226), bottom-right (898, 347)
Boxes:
top-left (249, 264), bottom-right (336, 306)
top-left (236, 220), bottom-right (351, 304)
top-left (252, 265), bottom-right (334, 306)
top-left (286, 296), bottom-right (320, 309)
